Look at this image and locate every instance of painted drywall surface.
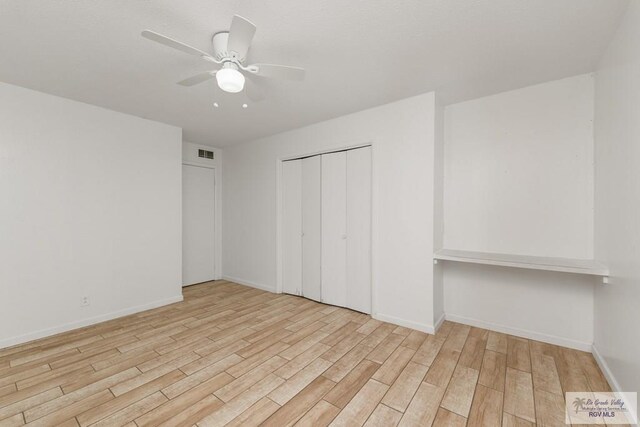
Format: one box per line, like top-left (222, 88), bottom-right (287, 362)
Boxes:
top-left (223, 93), bottom-right (437, 332)
top-left (444, 73), bottom-right (594, 258)
top-left (182, 141), bottom-right (222, 280)
top-left (594, 1), bottom-right (640, 392)
top-left (0, 81), bottom-right (183, 347)
top-left (432, 98), bottom-right (445, 327)
top-left (182, 141), bottom-right (222, 168)
top-left (442, 75), bottom-right (597, 349)
top-left (445, 263), bottom-right (596, 350)
top-left (0, 1), bottom-right (628, 146)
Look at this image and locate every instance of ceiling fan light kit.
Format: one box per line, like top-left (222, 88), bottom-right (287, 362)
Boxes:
top-left (141, 15), bottom-right (306, 101)
top-left (216, 63), bottom-right (245, 93)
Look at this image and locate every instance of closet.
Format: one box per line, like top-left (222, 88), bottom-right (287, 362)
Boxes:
top-left (282, 146), bottom-right (372, 313)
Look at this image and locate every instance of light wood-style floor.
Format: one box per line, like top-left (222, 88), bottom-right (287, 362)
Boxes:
top-left (0, 281), bottom-right (611, 427)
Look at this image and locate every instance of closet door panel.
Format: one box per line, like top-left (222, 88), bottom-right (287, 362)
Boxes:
top-left (346, 146), bottom-right (372, 313)
top-left (301, 156), bottom-right (322, 302)
top-left (321, 151), bottom-right (347, 307)
top-left (282, 160), bottom-right (302, 296)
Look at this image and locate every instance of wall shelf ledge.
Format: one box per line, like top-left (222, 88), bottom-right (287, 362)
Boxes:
top-left (433, 249), bottom-right (609, 278)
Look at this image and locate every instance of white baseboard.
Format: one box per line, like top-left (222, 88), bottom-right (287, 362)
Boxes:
top-left (592, 344), bottom-right (623, 392)
top-left (224, 277), bottom-right (437, 334)
top-left (222, 275), bottom-right (277, 293)
top-left (445, 313), bottom-right (592, 352)
top-left (434, 312), bottom-right (446, 333)
top-left (373, 313), bottom-right (435, 334)
top-left (0, 294), bottom-right (184, 350)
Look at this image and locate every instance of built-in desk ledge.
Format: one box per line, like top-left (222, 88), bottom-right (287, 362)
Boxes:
top-left (433, 249), bottom-right (609, 282)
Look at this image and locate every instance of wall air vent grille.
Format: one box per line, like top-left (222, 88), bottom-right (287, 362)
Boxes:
top-left (198, 149), bottom-right (214, 160)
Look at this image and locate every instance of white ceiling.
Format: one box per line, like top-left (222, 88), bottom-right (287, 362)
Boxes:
top-left (0, 0), bottom-right (628, 146)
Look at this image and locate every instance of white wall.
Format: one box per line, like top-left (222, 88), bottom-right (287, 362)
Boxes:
top-left (444, 74), bottom-right (595, 258)
top-left (593, 1), bottom-right (640, 393)
top-left (222, 93), bottom-right (439, 332)
top-left (432, 99), bottom-right (445, 327)
top-left (445, 265), bottom-right (596, 349)
top-left (0, 81), bottom-right (183, 348)
top-left (442, 75), bottom-right (597, 350)
top-left (182, 141), bottom-right (222, 280)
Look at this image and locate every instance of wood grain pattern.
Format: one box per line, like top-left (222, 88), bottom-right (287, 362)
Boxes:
top-left (533, 389), bottom-right (566, 427)
top-left (262, 376), bottom-right (335, 427)
top-left (411, 334), bottom-right (445, 367)
top-left (323, 360), bottom-right (379, 409)
top-left (363, 404), bottom-right (402, 426)
top-left (328, 379), bottom-right (388, 426)
top-left (504, 367), bottom-right (536, 423)
top-left (467, 384), bottom-right (503, 427)
top-left (0, 281), bottom-right (611, 427)
top-left (295, 400), bottom-right (340, 427)
top-left (224, 397), bottom-right (279, 427)
top-left (398, 381), bottom-right (444, 426)
top-left (440, 365), bottom-right (479, 417)
top-left (433, 407), bottom-right (467, 427)
top-left (371, 346), bottom-right (415, 385)
top-left (487, 331), bottom-right (508, 354)
top-left (530, 350), bottom-right (563, 396)
top-left (507, 337), bottom-right (531, 373)
top-left (478, 349), bottom-right (507, 392)
top-left (503, 412), bottom-right (535, 427)
top-left (381, 361), bottom-right (429, 412)
top-left (458, 335), bottom-right (487, 371)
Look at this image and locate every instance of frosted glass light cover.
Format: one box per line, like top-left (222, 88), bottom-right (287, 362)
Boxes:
top-left (216, 68), bottom-right (245, 93)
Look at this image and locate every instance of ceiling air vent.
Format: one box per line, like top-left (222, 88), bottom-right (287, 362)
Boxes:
top-left (198, 149), bottom-right (214, 160)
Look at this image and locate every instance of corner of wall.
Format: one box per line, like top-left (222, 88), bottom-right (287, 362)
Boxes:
top-left (432, 95), bottom-right (446, 325)
top-left (221, 275), bottom-right (277, 293)
top-left (592, 0), bottom-right (640, 395)
top-left (592, 344), bottom-right (623, 392)
top-left (373, 313), bottom-right (436, 335)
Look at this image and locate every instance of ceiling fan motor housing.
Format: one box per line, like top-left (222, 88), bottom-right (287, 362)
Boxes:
top-left (212, 31), bottom-right (237, 61)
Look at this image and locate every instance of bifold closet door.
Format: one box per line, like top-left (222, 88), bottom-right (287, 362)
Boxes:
top-left (281, 147), bottom-right (370, 313)
top-left (321, 151), bottom-right (347, 308)
top-left (301, 156), bottom-right (322, 302)
top-left (346, 146), bottom-right (372, 313)
top-left (282, 160), bottom-right (302, 296)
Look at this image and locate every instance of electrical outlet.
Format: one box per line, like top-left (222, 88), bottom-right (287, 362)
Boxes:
top-left (81, 296), bottom-right (90, 307)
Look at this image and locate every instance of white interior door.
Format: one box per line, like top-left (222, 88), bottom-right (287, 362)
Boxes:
top-left (282, 160), bottom-right (302, 296)
top-left (301, 156), bottom-right (322, 302)
top-left (321, 151), bottom-right (347, 307)
top-left (182, 165), bottom-right (215, 286)
top-left (346, 146), bottom-right (372, 313)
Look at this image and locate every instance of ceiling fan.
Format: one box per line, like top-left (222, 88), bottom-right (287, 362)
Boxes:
top-left (141, 15), bottom-right (305, 101)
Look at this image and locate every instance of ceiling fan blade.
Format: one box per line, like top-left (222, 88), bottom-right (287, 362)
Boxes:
top-left (250, 64), bottom-right (305, 81)
top-left (177, 71), bottom-right (216, 86)
top-left (226, 15), bottom-right (256, 59)
top-left (245, 75), bottom-right (266, 101)
top-left (142, 30), bottom-right (213, 60)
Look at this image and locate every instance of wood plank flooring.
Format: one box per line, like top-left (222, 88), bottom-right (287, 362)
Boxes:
top-left (0, 281), bottom-right (611, 426)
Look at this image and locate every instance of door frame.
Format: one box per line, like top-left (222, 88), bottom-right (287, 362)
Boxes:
top-left (275, 142), bottom-right (375, 314)
top-left (182, 161), bottom-right (221, 282)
